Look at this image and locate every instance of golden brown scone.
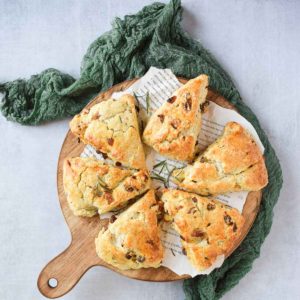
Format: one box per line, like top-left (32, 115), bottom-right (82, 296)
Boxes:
top-left (172, 122), bottom-right (268, 195)
top-left (63, 157), bottom-right (151, 217)
top-left (143, 75), bottom-right (209, 162)
top-left (162, 189), bottom-right (244, 271)
top-left (70, 94), bottom-right (146, 169)
top-left (95, 190), bottom-right (164, 270)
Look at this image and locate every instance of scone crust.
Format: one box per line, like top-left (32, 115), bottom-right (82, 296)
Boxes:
top-left (63, 157), bottom-right (150, 216)
top-left (95, 190), bottom-right (164, 270)
top-left (70, 94), bottom-right (146, 169)
top-left (143, 75), bottom-right (208, 162)
top-left (162, 189), bottom-right (244, 271)
top-left (172, 122), bottom-right (268, 195)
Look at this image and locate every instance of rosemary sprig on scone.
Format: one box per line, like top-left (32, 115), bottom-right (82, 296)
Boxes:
top-left (133, 91), bottom-right (151, 115)
top-left (151, 172), bottom-right (167, 188)
top-left (145, 92), bottom-right (151, 114)
top-left (153, 160), bottom-right (167, 174)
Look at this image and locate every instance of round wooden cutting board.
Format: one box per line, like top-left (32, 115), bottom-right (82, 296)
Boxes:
top-left (37, 78), bottom-right (262, 298)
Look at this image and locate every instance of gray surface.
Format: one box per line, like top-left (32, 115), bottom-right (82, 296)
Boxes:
top-left (0, 0), bottom-right (299, 299)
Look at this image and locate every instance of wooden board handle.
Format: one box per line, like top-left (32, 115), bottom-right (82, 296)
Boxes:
top-left (37, 237), bottom-right (99, 298)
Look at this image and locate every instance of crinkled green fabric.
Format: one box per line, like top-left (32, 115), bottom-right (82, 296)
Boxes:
top-left (0, 0), bottom-right (282, 299)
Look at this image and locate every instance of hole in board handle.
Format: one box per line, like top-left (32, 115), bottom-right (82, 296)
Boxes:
top-left (48, 278), bottom-right (58, 288)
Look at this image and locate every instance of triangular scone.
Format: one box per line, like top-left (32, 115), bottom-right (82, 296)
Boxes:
top-left (143, 75), bottom-right (209, 162)
top-left (162, 189), bottom-right (244, 271)
top-left (63, 157), bottom-right (150, 217)
top-left (95, 190), bottom-right (164, 270)
top-left (172, 122), bottom-right (268, 195)
top-left (70, 94), bottom-right (146, 169)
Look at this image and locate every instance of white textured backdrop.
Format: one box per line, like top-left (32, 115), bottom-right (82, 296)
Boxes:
top-left (0, 1), bottom-right (299, 299)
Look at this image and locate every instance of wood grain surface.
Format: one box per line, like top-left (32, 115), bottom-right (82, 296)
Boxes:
top-left (37, 78), bottom-right (262, 299)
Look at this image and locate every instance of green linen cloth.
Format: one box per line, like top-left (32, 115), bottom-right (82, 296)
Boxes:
top-left (0, 0), bottom-right (282, 299)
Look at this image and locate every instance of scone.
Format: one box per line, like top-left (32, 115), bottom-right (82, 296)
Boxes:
top-left (95, 190), bottom-right (164, 270)
top-left (172, 122), bottom-right (268, 195)
top-left (63, 157), bottom-right (150, 217)
top-left (70, 94), bottom-right (146, 169)
top-left (162, 189), bottom-right (244, 271)
top-left (143, 75), bottom-right (209, 162)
